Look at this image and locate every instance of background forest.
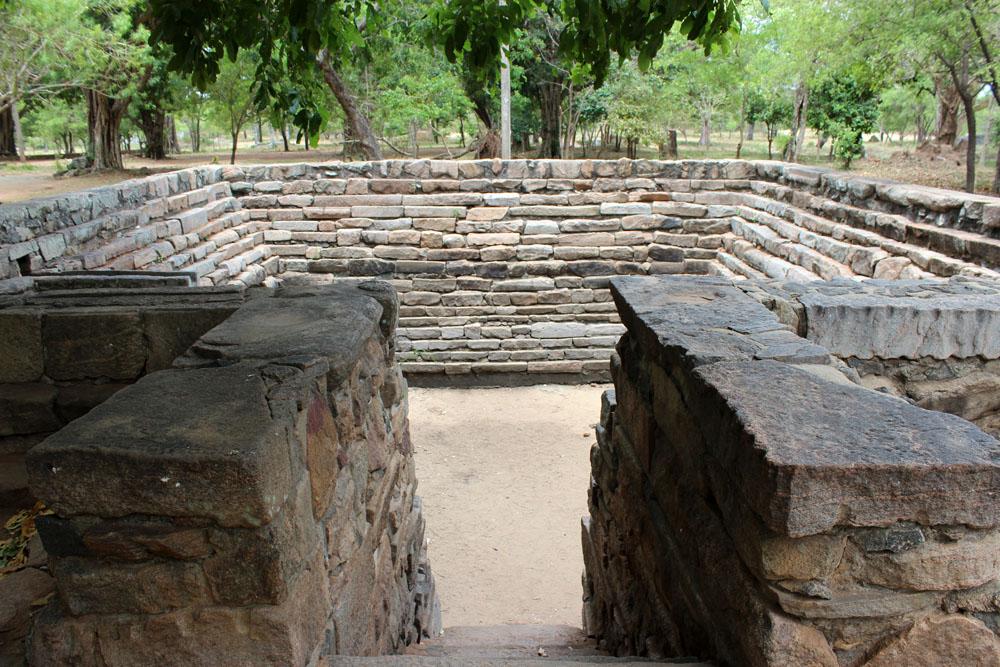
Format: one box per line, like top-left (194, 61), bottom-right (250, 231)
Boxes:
top-left (1, 0), bottom-right (999, 202)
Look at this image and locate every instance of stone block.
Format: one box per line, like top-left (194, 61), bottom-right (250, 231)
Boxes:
top-left (43, 310), bottom-right (147, 381)
top-left (467, 233), bottom-right (520, 247)
top-left (0, 309), bottom-right (43, 383)
top-left (865, 613), bottom-right (1000, 666)
top-left (800, 292), bottom-right (1000, 360)
top-left (52, 557), bottom-right (208, 615)
top-left (694, 360), bottom-right (1000, 536)
top-left (652, 202), bottom-right (707, 217)
top-left (143, 306), bottom-right (239, 372)
top-left (0, 383), bottom-right (61, 436)
top-left (28, 365), bottom-right (293, 527)
top-left (600, 202), bottom-right (651, 215)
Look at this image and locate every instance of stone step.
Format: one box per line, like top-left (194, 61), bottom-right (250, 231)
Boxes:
top-left (324, 625), bottom-right (708, 665)
top-left (325, 657), bottom-right (704, 665)
top-left (69, 197), bottom-right (245, 273)
top-left (722, 236), bottom-right (820, 282)
top-left (715, 248), bottom-right (768, 280)
top-left (742, 183), bottom-right (1000, 275)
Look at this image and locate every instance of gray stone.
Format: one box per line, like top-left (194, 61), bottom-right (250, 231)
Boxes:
top-left (27, 364), bottom-right (293, 527)
top-left (0, 309), bottom-right (43, 382)
top-left (694, 360), bottom-right (1000, 536)
top-left (800, 291), bottom-right (1000, 360)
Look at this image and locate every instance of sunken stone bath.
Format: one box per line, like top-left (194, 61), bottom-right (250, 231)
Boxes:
top-left (4, 159), bottom-right (1000, 665)
top-left (585, 275), bottom-right (1000, 666)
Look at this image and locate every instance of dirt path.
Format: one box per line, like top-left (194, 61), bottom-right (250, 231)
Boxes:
top-left (407, 384), bottom-right (609, 628)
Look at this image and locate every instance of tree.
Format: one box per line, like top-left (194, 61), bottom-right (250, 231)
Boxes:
top-left (603, 61), bottom-right (664, 158)
top-left (148, 0), bottom-right (382, 159)
top-left (808, 72), bottom-right (880, 166)
top-left (208, 52), bottom-right (259, 164)
top-left (0, 0), bottom-right (87, 161)
top-left (81, 0), bottom-right (154, 170)
top-left (22, 95), bottom-right (87, 156)
top-left (879, 85), bottom-right (935, 142)
top-left (761, 98), bottom-right (792, 159)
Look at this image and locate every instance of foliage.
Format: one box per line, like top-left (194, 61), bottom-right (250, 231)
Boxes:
top-left (878, 85), bottom-right (934, 140)
top-left (0, 503), bottom-right (52, 580)
top-left (22, 96), bottom-right (87, 152)
top-left (429, 0), bottom-right (742, 87)
top-left (603, 62), bottom-right (664, 149)
top-left (808, 72), bottom-right (880, 166)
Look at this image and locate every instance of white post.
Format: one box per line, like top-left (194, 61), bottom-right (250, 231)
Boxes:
top-left (500, 0), bottom-right (511, 160)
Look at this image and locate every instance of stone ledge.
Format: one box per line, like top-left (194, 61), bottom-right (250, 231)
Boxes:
top-left (27, 364), bottom-right (290, 527)
top-left (694, 360), bottom-right (1000, 536)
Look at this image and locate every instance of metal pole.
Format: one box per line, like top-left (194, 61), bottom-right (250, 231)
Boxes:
top-left (500, 0), bottom-right (511, 159)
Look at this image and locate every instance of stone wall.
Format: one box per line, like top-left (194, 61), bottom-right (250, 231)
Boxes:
top-left (3, 159), bottom-right (1000, 382)
top-left (0, 278), bottom-right (243, 511)
top-left (19, 281), bottom-right (438, 665)
top-left (584, 275), bottom-right (1000, 666)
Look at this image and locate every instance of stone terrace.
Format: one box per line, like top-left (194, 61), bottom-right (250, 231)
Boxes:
top-left (3, 159), bottom-right (1000, 385)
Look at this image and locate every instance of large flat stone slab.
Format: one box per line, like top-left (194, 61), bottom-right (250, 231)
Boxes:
top-left (610, 276), bottom-right (789, 369)
top-left (185, 285), bottom-right (384, 383)
top-left (694, 360), bottom-right (1000, 536)
top-left (800, 291), bottom-right (1000, 360)
top-left (27, 365), bottom-right (292, 528)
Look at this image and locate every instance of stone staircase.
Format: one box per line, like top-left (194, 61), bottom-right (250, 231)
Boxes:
top-left (704, 183), bottom-right (1000, 282)
top-left (323, 625), bottom-right (710, 665)
top-left (46, 180), bottom-right (277, 288)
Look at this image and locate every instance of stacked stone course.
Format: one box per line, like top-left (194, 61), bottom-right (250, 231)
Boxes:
top-left (584, 275), bottom-right (1000, 666)
top-left (10, 281), bottom-right (437, 665)
top-left (3, 159), bottom-right (1000, 380)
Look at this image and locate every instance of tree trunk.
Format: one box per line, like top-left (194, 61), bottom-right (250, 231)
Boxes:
top-left (747, 122), bottom-right (755, 141)
top-left (316, 50), bottom-right (382, 160)
top-left (784, 82), bottom-right (809, 162)
top-left (140, 108), bottom-right (167, 159)
top-left (167, 116), bottom-right (179, 153)
top-left (934, 77), bottom-right (961, 146)
top-left (537, 82), bottom-right (563, 159)
top-left (86, 89), bottom-right (127, 170)
top-left (943, 54), bottom-right (977, 192)
top-left (11, 102), bottom-right (25, 163)
top-left (993, 142), bottom-right (1000, 195)
top-left (699, 113), bottom-right (711, 147)
top-left (736, 91), bottom-right (747, 158)
top-left (281, 124), bottom-right (290, 152)
top-left (0, 108), bottom-right (15, 156)
top-left (191, 117), bottom-right (201, 153)
top-left (981, 96), bottom-right (994, 167)
top-left (659, 129), bottom-right (678, 159)
top-left (230, 131), bottom-right (238, 165)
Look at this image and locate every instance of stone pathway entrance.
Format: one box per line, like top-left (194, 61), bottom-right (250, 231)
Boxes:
top-left (407, 384), bottom-right (607, 627)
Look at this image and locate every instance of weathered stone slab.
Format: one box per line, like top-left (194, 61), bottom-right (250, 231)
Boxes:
top-left (42, 310), bottom-right (147, 381)
top-left (610, 276), bottom-right (788, 370)
top-left (800, 290), bottom-right (1000, 360)
top-left (27, 365), bottom-right (292, 527)
top-left (694, 360), bottom-right (1000, 536)
top-left (185, 285), bottom-right (382, 384)
top-left (0, 309), bottom-right (43, 383)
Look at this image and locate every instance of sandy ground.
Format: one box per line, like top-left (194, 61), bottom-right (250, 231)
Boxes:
top-left (407, 384), bottom-right (609, 628)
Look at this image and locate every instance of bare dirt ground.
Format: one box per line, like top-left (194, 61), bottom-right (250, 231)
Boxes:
top-left (407, 384), bottom-right (609, 628)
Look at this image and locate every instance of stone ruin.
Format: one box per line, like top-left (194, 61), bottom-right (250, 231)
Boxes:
top-left (586, 275), bottom-right (1000, 665)
top-left (2, 280), bottom-right (438, 664)
top-left (2, 159), bottom-right (1000, 665)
